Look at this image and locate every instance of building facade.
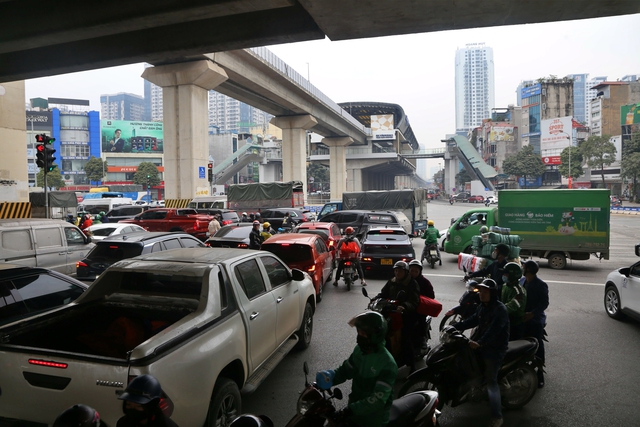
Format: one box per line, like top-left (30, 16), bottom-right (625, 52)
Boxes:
top-left (455, 43), bottom-right (495, 134)
top-left (589, 81), bottom-right (640, 137)
top-left (100, 93), bottom-right (145, 121)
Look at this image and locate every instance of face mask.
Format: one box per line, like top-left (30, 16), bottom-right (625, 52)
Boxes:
top-left (502, 275), bottom-right (508, 284)
top-left (491, 252), bottom-right (497, 260)
top-left (124, 408), bottom-right (149, 422)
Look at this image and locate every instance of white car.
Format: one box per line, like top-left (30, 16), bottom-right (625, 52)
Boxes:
top-left (604, 244), bottom-right (640, 321)
top-left (485, 195), bottom-right (499, 204)
top-left (85, 223), bottom-right (147, 241)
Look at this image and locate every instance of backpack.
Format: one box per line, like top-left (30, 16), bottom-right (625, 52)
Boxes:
top-left (340, 239), bottom-right (360, 257)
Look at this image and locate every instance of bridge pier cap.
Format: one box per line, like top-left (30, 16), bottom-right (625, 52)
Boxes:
top-left (142, 60), bottom-right (228, 200)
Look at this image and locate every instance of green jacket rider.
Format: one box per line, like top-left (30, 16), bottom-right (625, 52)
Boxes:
top-left (501, 262), bottom-right (527, 340)
top-left (316, 311), bottom-right (398, 427)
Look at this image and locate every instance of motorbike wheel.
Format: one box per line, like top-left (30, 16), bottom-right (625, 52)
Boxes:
top-left (398, 372), bottom-right (440, 406)
top-left (430, 259), bottom-right (436, 269)
top-left (500, 363), bottom-right (538, 409)
top-left (439, 313), bottom-right (462, 331)
top-left (345, 278), bottom-right (351, 291)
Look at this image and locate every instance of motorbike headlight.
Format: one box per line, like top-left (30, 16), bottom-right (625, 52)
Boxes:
top-left (297, 386), bottom-right (323, 415)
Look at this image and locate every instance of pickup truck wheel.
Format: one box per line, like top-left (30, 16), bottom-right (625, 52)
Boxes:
top-left (548, 253), bottom-right (566, 270)
top-left (207, 378), bottom-right (241, 427)
top-left (295, 302), bottom-right (313, 350)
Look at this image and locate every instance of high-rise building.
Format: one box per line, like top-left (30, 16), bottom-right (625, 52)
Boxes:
top-left (455, 43), bottom-right (495, 134)
top-left (100, 93), bottom-right (145, 121)
top-left (208, 91), bottom-right (271, 133)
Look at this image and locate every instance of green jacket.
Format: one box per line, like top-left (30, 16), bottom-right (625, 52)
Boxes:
top-left (333, 344), bottom-right (398, 427)
top-left (501, 281), bottom-right (527, 325)
top-left (423, 226), bottom-right (441, 245)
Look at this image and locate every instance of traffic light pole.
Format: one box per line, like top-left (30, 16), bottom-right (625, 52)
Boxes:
top-left (44, 171), bottom-right (49, 218)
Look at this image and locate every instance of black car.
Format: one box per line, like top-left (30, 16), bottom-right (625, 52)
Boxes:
top-left (260, 208), bottom-right (311, 229)
top-left (0, 264), bottom-right (87, 326)
top-left (195, 209), bottom-right (240, 226)
top-left (76, 231), bottom-right (205, 280)
top-left (319, 210), bottom-right (411, 238)
top-left (204, 223), bottom-right (254, 248)
top-left (105, 205), bottom-right (151, 222)
top-left (360, 226), bottom-right (415, 273)
top-left (453, 192), bottom-right (471, 202)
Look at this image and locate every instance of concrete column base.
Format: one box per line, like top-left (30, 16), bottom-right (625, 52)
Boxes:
top-left (142, 60), bottom-right (228, 200)
top-left (322, 137), bottom-right (353, 200)
top-left (271, 115), bottom-right (318, 195)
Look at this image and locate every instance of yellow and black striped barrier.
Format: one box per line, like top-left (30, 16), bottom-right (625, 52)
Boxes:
top-left (0, 202), bottom-right (32, 219)
top-left (165, 199), bottom-right (191, 208)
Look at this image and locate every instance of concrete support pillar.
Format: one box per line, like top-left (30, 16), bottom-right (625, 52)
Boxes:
top-left (444, 157), bottom-right (457, 194)
top-left (322, 137), bottom-right (354, 200)
top-left (271, 115), bottom-right (318, 195)
top-left (142, 61), bottom-right (228, 199)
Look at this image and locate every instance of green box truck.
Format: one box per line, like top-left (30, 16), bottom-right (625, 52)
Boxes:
top-left (443, 189), bottom-right (610, 269)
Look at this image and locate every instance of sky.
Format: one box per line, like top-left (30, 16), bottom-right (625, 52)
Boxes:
top-left (24, 13), bottom-right (640, 177)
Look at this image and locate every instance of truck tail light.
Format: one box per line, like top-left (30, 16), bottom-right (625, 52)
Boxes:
top-left (29, 359), bottom-right (68, 369)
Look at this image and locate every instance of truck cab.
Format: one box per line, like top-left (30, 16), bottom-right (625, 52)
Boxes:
top-left (444, 207), bottom-right (498, 254)
top-left (317, 201), bottom-right (342, 220)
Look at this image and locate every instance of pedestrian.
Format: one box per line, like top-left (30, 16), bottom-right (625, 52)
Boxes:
top-left (466, 243), bottom-right (510, 297)
top-left (501, 262), bottom-right (527, 341)
top-left (521, 260), bottom-right (549, 388)
top-left (249, 220), bottom-right (263, 250)
top-left (208, 214), bottom-right (221, 237)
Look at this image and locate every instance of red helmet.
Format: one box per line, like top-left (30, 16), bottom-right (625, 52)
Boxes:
top-left (345, 227), bottom-right (355, 235)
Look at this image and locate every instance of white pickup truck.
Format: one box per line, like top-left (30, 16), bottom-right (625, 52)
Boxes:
top-left (0, 248), bottom-right (316, 426)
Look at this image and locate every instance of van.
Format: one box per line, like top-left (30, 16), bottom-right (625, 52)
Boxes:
top-left (77, 198), bottom-right (133, 214)
top-left (189, 196), bottom-right (227, 210)
top-left (0, 219), bottom-right (94, 275)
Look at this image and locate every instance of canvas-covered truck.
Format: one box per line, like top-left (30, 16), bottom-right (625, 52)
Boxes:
top-left (0, 248), bottom-right (316, 426)
top-left (317, 188), bottom-right (428, 236)
top-left (443, 189), bottom-right (610, 269)
top-left (227, 181), bottom-right (305, 211)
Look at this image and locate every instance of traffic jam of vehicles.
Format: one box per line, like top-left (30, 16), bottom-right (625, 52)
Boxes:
top-left (0, 185), bottom-right (633, 427)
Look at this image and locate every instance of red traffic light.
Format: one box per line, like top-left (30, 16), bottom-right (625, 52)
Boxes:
top-left (35, 134), bottom-right (55, 144)
top-left (207, 163), bottom-right (213, 169)
top-left (36, 144), bottom-right (45, 152)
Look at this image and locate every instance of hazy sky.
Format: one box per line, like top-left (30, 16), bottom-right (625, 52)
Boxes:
top-left (25, 13), bottom-right (640, 175)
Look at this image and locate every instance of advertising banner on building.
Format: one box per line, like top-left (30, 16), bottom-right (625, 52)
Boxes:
top-left (488, 125), bottom-right (515, 142)
top-left (542, 156), bottom-right (561, 165)
top-left (26, 111), bottom-right (52, 131)
top-left (101, 120), bottom-right (164, 154)
top-left (371, 114), bottom-right (396, 141)
top-left (521, 84), bottom-right (541, 99)
top-left (541, 116), bottom-right (573, 151)
top-left (621, 103), bottom-right (640, 125)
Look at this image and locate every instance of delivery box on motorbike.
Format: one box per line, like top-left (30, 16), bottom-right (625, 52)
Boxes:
top-left (417, 296), bottom-right (442, 317)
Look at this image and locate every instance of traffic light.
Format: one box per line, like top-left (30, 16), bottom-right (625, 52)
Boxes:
top-left (208, 163), bottom-right (213, 182)
top-left (36, 144), bottom-right (46, 168)
top-left (35, 134), bottom-right (56, 173)
top-left (44, 145), bottom-right (56, 173)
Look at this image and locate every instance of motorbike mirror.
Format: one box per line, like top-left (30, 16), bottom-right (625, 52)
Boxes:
top-left (362, 288), bottom-right (369, 299)
top-left (333, 388), bottom-right (343, 400)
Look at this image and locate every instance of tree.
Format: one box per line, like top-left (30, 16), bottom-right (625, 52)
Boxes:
top-left (307, 163), bottom-right (329, 183)
top-left (558, 146), bottom-right (583, 180)
top-left (83, 156), bottom-right (107, 184)
top-left (434, 169), bottom-right (444, 189)
top-left (621, 152), bottom-right (640, 203)
top-left (623, 131), bottom-right (640, 157)
top-left (133, 162), bottom-right (161, 188)
top-left (455, 168), bottom-right (472, 188)
top-left (502, 145), bottom-right (546, 188)
top-left (579, 134), bottom-right (616, 187)
top-left (36, 168), bottom-right (66, 190)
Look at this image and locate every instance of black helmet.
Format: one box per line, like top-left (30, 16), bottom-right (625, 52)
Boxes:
top-left (503, 262), bottom-right (523, 283)
top-left (495, 243), bottom-right (510, 257)
top-left (523, 259), bottom-right (539, 275)
top-left (53, 405), bottom-right (101, 427)
top-left (393, 261), bottom-right (409, 271)
top-left (408, 259), bottom-right (423, 271)
top-left (477, 278), bottom-right (500, 301)
top-left (348, 311), bottom-right (387, 345)
top-left (118, 374), bottom-right (162, 405)
top-left (230, 415), bottom-right (274, 427)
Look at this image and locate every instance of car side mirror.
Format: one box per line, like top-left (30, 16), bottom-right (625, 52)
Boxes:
top-left (291, 268), bottom-right (305, 281)
top-left (636, 244), bottom-right (640, 257)
top-left (85, 235), bottom-right (92, 243)
top-left (620, 267), bottom-right (631, 277)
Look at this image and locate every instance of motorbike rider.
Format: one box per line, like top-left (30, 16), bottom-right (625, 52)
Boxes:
top-left (452, 279), bottom-right (509, 427)
top-left (449, 194), bottom-right (454, 204)
top-left (421, 220), bottom-right (441, 265)
top-left (521, 260), bottom-right (548, 388)
top-left (100, 211), bottom-right (110, 223)
top-left (466, 243), bottom-right (510, 298)
top-left (241, 212), bottom-right (250, 222)
top-left (501, 262), bottom-right (527, 341)
top-left (315, 311), bottom-right (397, 427)
top-left (208, 214), bottom-right (221, 237)
top-left (53, 404), bottom-right (102, 427)
top-left (378, 261), bottom-right (421, 372)
top-left (117, 374), bottom-right (179, 427)
top-left (260, 221), bottom-right (274, 241)
top-left (249, 220), bottom-right (264, 250)
top-left (333, 227), bottom-right (366, 287)
top-left (281, 212), bottom-right (293, 230)
top-left (408, 259), bottom-right (435, 351)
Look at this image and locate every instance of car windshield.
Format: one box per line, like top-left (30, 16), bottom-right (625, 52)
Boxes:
top-left (90, 227), bottom-right (117, 237)
top-left (365, 230), bottom-right (408, 241)
top-left (87, 243), bottom-right (143, 263)
top-left (215, 226), bottom-right (250, 238)
top-left (297, 229), bottom-right (329, 240)
top-left (262, 244), bottom-right (313, 263)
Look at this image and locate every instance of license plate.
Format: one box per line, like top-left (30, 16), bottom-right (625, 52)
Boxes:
top-left (344, 267), bottom-right (353, 274)
top-left (381, 259), bottom-right (393, 265)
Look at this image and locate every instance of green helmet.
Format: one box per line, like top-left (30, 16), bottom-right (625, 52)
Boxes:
top-left (503, 262), bottom-right (523, 283)
top-left (349, 311), bottom-right (387, 345)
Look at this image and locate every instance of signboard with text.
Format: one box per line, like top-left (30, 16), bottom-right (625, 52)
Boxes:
top-left (101, 120), bottom-right (164, 154)
top-left (542, 156), bottom-right (562, 165)
top-left (371, 114), bottom-right (396, 141)
top-left (541, 116), bottom-right (573, 151)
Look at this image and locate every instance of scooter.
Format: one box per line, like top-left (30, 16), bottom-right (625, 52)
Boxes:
top-left (421, 244), bottom-right (440, 269)
top-left (449, 197), bottom-right (454, 205)
top-left (438, 278), bottom-right (480, 331)
top-left (283, 362), bottom-right (439, 427)
top-left (337, 253), bottom-right (358, 291)
top-left (399, 326), bottom-right (541, 411)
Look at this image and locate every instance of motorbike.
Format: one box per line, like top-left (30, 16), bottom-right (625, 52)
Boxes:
top-left (439, 279), bottom-right (480, 331)
top-left (282, 362), bottom-right (439, 427)
top-left (338, 253), bottom-right (359, 291)
top-left (399, 326), bottom-right (541, 411)
top-left (362, 288), bottom-right (432, 367)
top-left (421, 244), bottom-right (440, 269)
top-left (449, 197), bottom-right (454, 205)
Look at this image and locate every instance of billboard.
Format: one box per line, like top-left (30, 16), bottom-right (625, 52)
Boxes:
top-left (521, 84), bottom-right (541, 99)
top-left (371, 114), bottom-right (396, 141)
top-left (621, 103), bottom-right (640, 125)
top-left (101, 120), bottom-right (163, 154)
top-left (488, 125), bottom-right (515, 142)
top-left (541, 116), bottom-right (572, 151)
top-left (26, 111), bottom-right (52, 131)
top-left (542, 156), bottom-right (561, 165)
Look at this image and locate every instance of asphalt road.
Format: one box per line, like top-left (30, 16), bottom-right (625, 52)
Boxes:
top-left (243, 199), bottom-right (640, 426)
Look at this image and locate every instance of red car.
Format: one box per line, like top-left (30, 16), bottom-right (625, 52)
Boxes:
top-left (467, 195), bottom-right (485, 203)
top-left (294, 221), bottom-right (342, 261)
top-left (261, 233), bottom-right (333, 303)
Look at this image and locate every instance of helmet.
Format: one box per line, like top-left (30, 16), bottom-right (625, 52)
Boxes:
top-left (349, 311), bottom-right (387, 345)
top-left (118, 374), bottom-right (162, 405)
top-left (408, 259), bottom-right (423, 270)
top-left (479, 225), bottom-right (489, 234)
top-left (253, 220), bottom-right (260, 226)
top-left (523, 259), bottom-right (539, 275)
top-left (345, 226), bottom-right (354, 235)
top-left (393, 260), bottom-right (409, 271)
top-left (495, 243), bottom-right (510, 257)
top-left (503, 262), bottom-right (523, 283)
top-left (99, 211), bottom-right (105, 216)
top-left (230, 415), bottom-right (274, 427)
top-left (242, 212), bottom-right (247, 216)
top-left (476, 278), bottom-right (498, 291)
top-left (53, 405), bottom-right (101, 427)
top-left (255, 212), bottom-right (261, 218)
top-left (428, 220), bottom-right (434, 226)
top-left (262, 222), bottom-right (271, 229)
